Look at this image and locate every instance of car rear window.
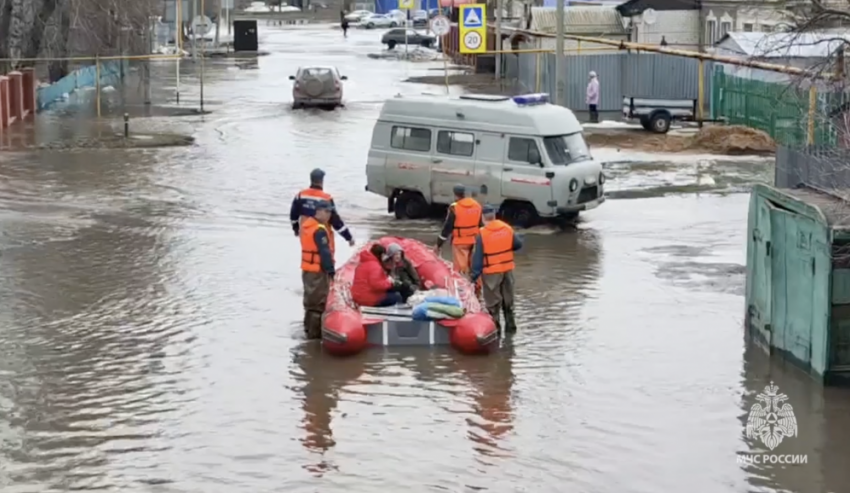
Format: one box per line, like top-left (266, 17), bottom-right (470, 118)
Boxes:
top-left (302, 68), bottom-right (333, 77)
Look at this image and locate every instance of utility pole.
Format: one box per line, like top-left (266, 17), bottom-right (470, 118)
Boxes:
top-left (192, 0), bottom-right (198, 60)
top-left (216, 0), bottom-right (222, 46)
top-left (495, 0), bottom-right (502, 80)
top-left (555, 0), bottom-right (565, 106)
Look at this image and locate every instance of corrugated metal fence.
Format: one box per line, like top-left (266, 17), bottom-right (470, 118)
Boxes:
top-left (775, 146), bottom-right (850, 190)
top-left (502, 52), bottom-right (713, 112)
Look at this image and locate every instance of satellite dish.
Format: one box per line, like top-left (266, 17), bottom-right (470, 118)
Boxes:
top-left (191, 15), bottom-right (212, 36)
top-left (642, 8), bottom-right (657, 25)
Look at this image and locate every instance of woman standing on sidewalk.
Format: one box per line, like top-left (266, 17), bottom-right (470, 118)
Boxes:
top-left (586, 71), bottom-right (599, 123)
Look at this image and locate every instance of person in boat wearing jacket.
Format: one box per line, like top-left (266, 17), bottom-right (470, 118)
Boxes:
top-left (351, 244), bottom-right (408, 307)
top-left (470, 204), bottom-right (523, 333)
top-left (386, 243), bottom-right (422, 291)
top-left (435, 184), bottom-right (483, 276)
top-left (300, 201), bottom-right (336, 339)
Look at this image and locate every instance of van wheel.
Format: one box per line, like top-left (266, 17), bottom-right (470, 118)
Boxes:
top-left (387, 40), bottom-right (397, 50)
top-left (499, 201), bottom-right (539, 229)
top-left (394, 191), bottom-right (429, 219)
top-left (554, 212), bottom-right (579, 229)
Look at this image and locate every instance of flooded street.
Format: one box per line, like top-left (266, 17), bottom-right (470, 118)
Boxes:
top-left (2, 26), bottom-right (850, 493)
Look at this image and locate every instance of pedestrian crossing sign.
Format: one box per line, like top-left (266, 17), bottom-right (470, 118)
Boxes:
top-left (461, 6), bottom-right (483, 27)
top-left (459, 4), bottom-right (486, 54)
top-left (398, 0), bottom-right (414, 10)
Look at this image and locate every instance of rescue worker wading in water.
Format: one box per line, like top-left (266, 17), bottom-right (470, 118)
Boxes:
top-left (471, 204), bottom-right (523, 333)
top-left (290, 168), bottom-right (355, 248)
top-left (300, 201), bottom-right (336, 339)
top-left (434, 184), bottom-right (483, 276)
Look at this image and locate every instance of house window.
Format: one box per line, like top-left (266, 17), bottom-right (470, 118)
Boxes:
top-left (706, 20), bottom-right (717, 46)
top-left (720, 21), bottom-right (731, 38)
top-left (743, 23), bottom-right (754, 32)
top-left (391, 126), bottom-right (432, 152)
top-left (436, 131), bottom-right (475, 156)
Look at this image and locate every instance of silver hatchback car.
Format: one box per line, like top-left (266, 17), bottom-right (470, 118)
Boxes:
top-left (289, 66), bottom-right (347, 110)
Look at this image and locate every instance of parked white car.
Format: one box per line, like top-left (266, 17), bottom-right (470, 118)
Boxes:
top-left (387, 9), bottom-right (408, 24)
top-left (360, 13), bottom-right (399, 29)
top-left (344, 9), bottom-right (372, 22)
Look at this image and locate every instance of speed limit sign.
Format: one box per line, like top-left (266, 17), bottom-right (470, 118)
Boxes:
top-left (463, 31), bottom-right (482, 51)
top-left (430, 15), bottom-right (450, 36)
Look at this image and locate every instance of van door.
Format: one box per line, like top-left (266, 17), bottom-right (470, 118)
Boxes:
top-left (474, 132), bottom-right (507, 205)
top-left (430, 129), bottom-right (478, 204)
top-left (500, 136), bottom-right (554, 216)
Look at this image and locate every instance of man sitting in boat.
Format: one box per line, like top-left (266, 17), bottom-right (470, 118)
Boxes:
top-left (351, 244), bottom-right (410, 307)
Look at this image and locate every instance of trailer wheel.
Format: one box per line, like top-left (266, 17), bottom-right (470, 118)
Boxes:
top-left (649, 111), bottom-right (672, 134)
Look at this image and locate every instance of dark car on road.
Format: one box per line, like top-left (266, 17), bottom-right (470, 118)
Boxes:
top-left (381, 28), bottom-right (436, 50)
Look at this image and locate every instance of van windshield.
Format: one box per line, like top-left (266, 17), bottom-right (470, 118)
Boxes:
top-left (543, 133), bottom-right (591, 165)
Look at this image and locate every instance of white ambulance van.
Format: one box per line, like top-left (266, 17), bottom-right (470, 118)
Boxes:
top-left (364, 93), bottom-right (605, 227)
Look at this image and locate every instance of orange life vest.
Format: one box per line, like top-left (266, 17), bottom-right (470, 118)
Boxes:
top-left (480, 220), bottom-right (515, 274)
top-left (301, 217), bottom-right (335, 272)
top-left (298, 187), bottom-right (336, 244)
top-left (451, 197), bottom-right (482, 246)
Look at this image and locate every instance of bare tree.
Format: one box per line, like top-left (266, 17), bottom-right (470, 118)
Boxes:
top-left (1, 0), bottom-right (157, 76)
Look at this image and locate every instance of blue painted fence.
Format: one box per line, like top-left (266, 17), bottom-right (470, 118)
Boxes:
top-left (36, 60), bottom-right (128, 111)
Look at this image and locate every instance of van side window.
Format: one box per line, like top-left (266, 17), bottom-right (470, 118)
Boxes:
top-left (437, 131), bottom-right (474, 156)
top-left (391, 126), bottom-right (432, 152)
top-left (508, 137), bottom-right (539, 163)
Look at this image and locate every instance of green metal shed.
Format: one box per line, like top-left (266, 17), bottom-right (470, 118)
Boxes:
top-left (746, 183), bottom-right (850, 384)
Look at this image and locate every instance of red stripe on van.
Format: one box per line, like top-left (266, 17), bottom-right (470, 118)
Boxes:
top-left (510, 178), bottom-right (550, 186)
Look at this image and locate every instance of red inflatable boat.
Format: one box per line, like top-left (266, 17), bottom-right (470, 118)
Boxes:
top-left (321, 237), bottom-right (498, 356)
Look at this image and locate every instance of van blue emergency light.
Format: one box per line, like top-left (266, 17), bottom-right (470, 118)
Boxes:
top-left (512, 93), bottom-right (550, 105)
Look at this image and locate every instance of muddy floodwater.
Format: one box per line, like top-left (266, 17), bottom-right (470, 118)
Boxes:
top-left (1, 26), bottom-right (850, 493)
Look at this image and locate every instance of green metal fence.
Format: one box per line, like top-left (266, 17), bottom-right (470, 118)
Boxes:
top-left (711, 69), bottom-right (845, 146)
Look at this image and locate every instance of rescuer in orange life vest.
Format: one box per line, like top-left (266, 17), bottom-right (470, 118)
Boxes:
top-left (471, 204), bottom-right (523, 333)
top-left (434, 184), bottom-right (483, 275)
top-left (300, 200), bottom-right (336, 339)
top-left (290, 168), bottom-right (356, 247)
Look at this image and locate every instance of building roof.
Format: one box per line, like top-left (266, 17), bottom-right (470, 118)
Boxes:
top-left (530, 6), bottom-right (627, 35)
top-left (716, 32), bottom-right (850, 58)
top-left (616, 0), bottom-right (699, 17)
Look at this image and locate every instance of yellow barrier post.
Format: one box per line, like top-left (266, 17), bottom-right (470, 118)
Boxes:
top-left (535, 52), bottom-right (541, 92)
top-left (577, 40), bottom-right (582, 55)
top-left (808, 86), bottom-right (817, 145)
top-left (697, 59), bottom-right (704, 126)
top-left (95, 55), bottom-right (101, 118)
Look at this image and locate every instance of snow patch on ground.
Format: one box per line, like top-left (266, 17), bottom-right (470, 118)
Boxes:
top-left (583, 120), bottom-right (640, 130)
top-left (368, 47), bottom-right (442, 62)
top-left (593, 147), bottom-right (774, 164)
